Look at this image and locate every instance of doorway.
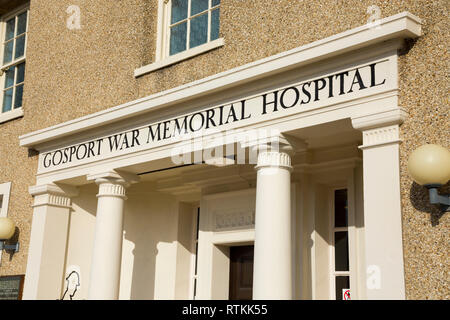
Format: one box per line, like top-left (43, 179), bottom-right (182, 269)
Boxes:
top-left (229, 245), bottom-right (254, 300)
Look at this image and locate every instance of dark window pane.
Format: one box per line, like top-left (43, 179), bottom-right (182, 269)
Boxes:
top-left (16, 63), bottom-right (25, 83)
top-left (17, 12), bottom-right (27, 35)
top-left (335, 189), bottom-right (348, 227)
top-left (4, 66), bottom-right (15, 88)
top-left (191, 0), bottom-right (208, 16)
top-left (2, 88), bottom-right (13, 112)
top-left (335, 276), bottom-right (350, 300)
top-left (210, 8), bottom-right (220, 41)
top-left (5, 18), bottom-right (15, 41)
top-left (189, 13), bottom-right (208, 49)
top-left (3, 41), bottom-right (13, 64)
top-left (15, 35), bottom-right (26, 59)
top-left (240, 256), bottom-right (254, 287)
top-left (212, 0), bottom-right (220, 6)
top-left (335, 231), bottom-right (349, 271)
top-left (171, 0), bottom-right (188, 24)
top-left (14, 84), bottom-right (24, 108)
top-left (170, 22), bottom-right (187, 55)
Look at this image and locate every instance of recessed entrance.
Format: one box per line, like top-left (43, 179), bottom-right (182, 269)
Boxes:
top-left (229, 245), bottom-right (254, 300)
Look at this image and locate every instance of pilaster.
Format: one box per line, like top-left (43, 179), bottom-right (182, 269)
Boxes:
top-left (23, 183), bottom-right (78, 300)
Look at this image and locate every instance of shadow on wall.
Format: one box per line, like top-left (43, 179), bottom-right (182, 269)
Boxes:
top-left (398, 38), bottom-right (417, 56)
top-left (71, 183), bottom-right (193, 300)
top-left (123, 190), bottom-right (179, 300)
top-left (409, 182), bottom-right (449, 227)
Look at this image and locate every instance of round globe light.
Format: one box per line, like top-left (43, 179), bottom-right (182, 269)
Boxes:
top-left (408, 144), bottom-right (450, 186)
top-left (0, 217), bottom-right (15, 240)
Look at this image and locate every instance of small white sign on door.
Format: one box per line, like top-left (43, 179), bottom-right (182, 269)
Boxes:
top-left (342, 288), bottom-right (351, 300)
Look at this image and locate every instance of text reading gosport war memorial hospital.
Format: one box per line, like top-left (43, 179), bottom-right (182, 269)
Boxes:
top-left (42, 62), bottom-right (386, 170)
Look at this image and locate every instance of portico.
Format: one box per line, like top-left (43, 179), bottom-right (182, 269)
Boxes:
top-left (18, 12), bottom-right (421, 300)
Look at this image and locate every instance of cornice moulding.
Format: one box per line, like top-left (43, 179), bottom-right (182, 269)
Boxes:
top-left (29, 183), bottom-right (79, 198)
top-left (351, 108), bottom-right (408, 131)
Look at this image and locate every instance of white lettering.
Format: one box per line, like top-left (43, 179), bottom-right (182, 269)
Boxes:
top-left (66, 5), bottom-right (81, 30)
top-left (367, 5), bottom-right (381, 30)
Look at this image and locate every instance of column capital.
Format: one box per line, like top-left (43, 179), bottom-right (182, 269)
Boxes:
top-left (29, 183), bottom-right (79, 208)
top-left (351, 108), bottom-right (407, 131)
top-left (87, 170), bottom-right (140, 199)
top-left (351, 108), bottom-right (407, 150)
top-left (240, 132), bottom-right (305, 170)
top-left (87, 170), bottom-right (140, 185)
top-left (241, 131), bottom-right (307, 154)
top-left (358, 124), bottom-right (402, 150)
top-left (255, 151), bottom-right (293, 170)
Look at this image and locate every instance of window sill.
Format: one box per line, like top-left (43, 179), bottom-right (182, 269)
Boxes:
top-left (0, 108), bottom-right (24, 124)
top-left (1, 56), bottom-right (26, 74)
top-left (134, 38), bottom-right (224, 78)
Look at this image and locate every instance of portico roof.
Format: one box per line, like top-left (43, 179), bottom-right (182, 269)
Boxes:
top-left (19, 12), bottom-right (421, 149)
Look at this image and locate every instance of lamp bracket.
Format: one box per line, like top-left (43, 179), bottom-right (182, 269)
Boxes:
top-left (425, 185), bottom-right (450, 212)
top-left (0, 240), bottom-right (19, 253)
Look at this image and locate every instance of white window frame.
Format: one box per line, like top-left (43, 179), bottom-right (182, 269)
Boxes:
top-left (189, 206), bottom-right (200, 300)
top-left (0, 182), bottom-right (12, 218)
top-left (329, 187), bottom-right (352, 300)
top-left (0, 3), bottom-right (29, 124)
top-left (134, 0), bottom-right (224, 77)
top-left (0, 182), bottom-right (12, 265)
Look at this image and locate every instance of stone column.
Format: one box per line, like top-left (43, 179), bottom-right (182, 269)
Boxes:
top-left (353, 111), bottom-right (406, 299)
top-left (252, 143), bottom-right (293, 299)
top-left (87, 171), bottom-right (138, 300)
top-left (23, 183), bottom-right (78, 300)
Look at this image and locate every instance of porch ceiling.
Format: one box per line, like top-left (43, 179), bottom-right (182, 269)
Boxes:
top-left (286, 118), bottom-right (361, 149)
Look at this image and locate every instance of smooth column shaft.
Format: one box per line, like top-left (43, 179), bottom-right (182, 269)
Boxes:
top-left (253, 151), bottom-right (292, 299)
top-left (88, 182), bottom-right (126, 300)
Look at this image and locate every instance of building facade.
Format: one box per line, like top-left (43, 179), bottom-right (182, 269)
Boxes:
top-left (0, 0), bottom-right (448, 300)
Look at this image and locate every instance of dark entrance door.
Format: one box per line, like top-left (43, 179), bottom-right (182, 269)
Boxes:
top-left (229, 245), bottom-right (254, 300)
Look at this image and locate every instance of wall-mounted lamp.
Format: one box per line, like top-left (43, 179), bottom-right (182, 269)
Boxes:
top-left (408, 144), bottom-right (450, 212)
top-left (0, 217), bottom-right (19, 252)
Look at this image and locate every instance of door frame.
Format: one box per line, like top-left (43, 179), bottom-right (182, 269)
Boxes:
top-left (196, 188), bottom-right (256, 299)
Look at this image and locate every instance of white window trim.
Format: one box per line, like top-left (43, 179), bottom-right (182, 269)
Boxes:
top-left (0, 106), bottom-right (23, 123)
top-left (135, 0), bottom-right (224, 77)
top-left (0, 182), bottom-right (12, 265)
top-left (0, 3), bottom-right (29, 122)
top-left (329, 187), bottom-right (352, 300)
top-left (0, 182), bottom-right (12, 218)
top-left (189, 206), bottom-right (200, 300)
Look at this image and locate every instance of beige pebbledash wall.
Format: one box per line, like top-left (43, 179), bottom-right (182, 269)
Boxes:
top-left (0, 0), bottom-right (448, 299)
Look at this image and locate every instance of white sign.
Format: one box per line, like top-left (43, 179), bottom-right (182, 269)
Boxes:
top-left (343, 288), bottom-right (351, 300)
